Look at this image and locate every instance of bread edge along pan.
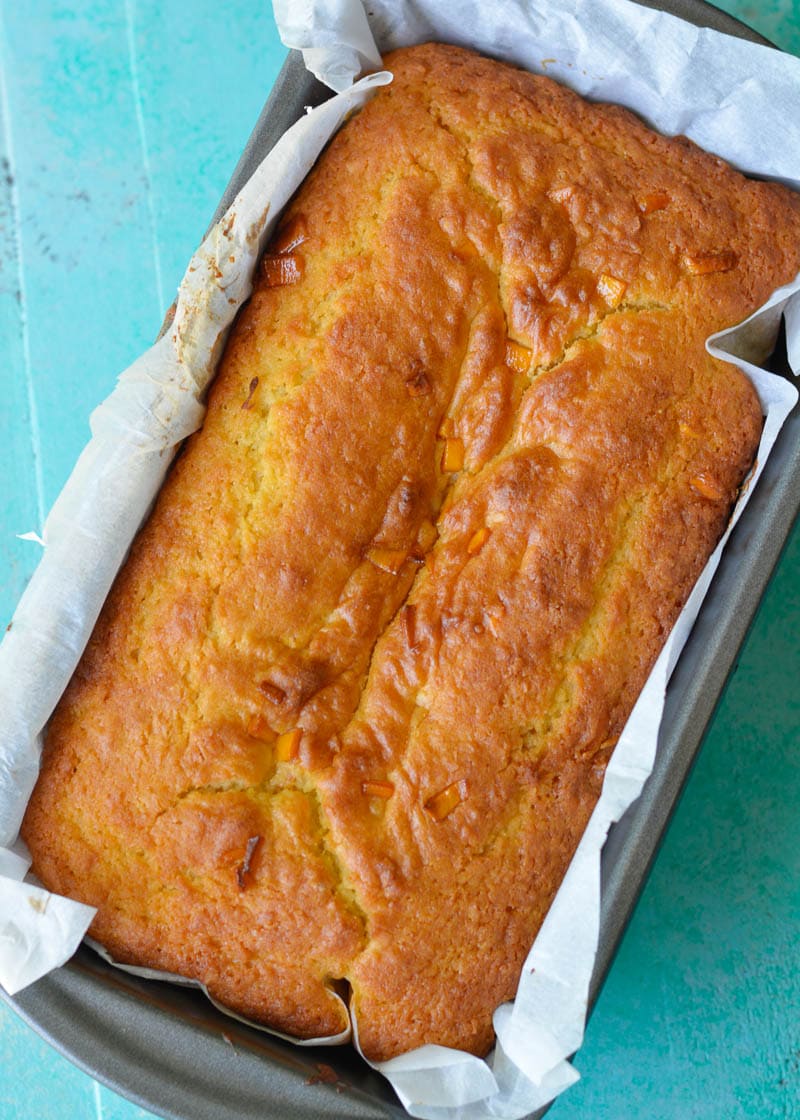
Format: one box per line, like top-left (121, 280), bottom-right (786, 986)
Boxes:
top-left (3, 3), bottom-right (793, 1119)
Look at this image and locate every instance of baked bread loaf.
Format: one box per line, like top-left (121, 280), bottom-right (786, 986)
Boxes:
top-left (22, 43), bottom-right (800, 1061)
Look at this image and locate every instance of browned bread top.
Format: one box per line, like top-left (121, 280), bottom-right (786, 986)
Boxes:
top-left (22, 43), bottom-right (800, 1061)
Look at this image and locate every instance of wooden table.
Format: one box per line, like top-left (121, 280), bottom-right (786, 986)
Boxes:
top-left (1, 3), bottom-right (798, 1118)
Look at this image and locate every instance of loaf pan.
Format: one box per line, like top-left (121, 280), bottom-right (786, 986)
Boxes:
top-left (3, 4), bottom-right (795, 1119)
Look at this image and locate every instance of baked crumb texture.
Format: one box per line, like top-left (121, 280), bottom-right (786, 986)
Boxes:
top-left (22, 44), bottom-right (800, 1061)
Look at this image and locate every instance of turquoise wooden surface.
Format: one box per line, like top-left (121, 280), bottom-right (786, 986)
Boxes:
top-left (1, 2), bottom-right (798, 1118)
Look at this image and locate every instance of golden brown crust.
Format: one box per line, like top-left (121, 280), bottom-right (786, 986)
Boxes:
top-left (22, 43), bottom-right (800, 1059)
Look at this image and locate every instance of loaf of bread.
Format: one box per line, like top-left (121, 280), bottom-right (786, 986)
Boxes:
top-left (22, 43), bottom-right (800, 1061)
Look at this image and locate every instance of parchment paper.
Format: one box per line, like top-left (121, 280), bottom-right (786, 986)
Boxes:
top-left (2, 0), bottom-right (800, 1116)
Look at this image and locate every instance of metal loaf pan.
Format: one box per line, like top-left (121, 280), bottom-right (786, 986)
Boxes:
top-left (4, 4), bottom-right (796, 1119)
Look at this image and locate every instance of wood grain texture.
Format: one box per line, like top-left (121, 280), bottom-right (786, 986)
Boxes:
top-left (0, 1), bottom-right (798, 1118)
